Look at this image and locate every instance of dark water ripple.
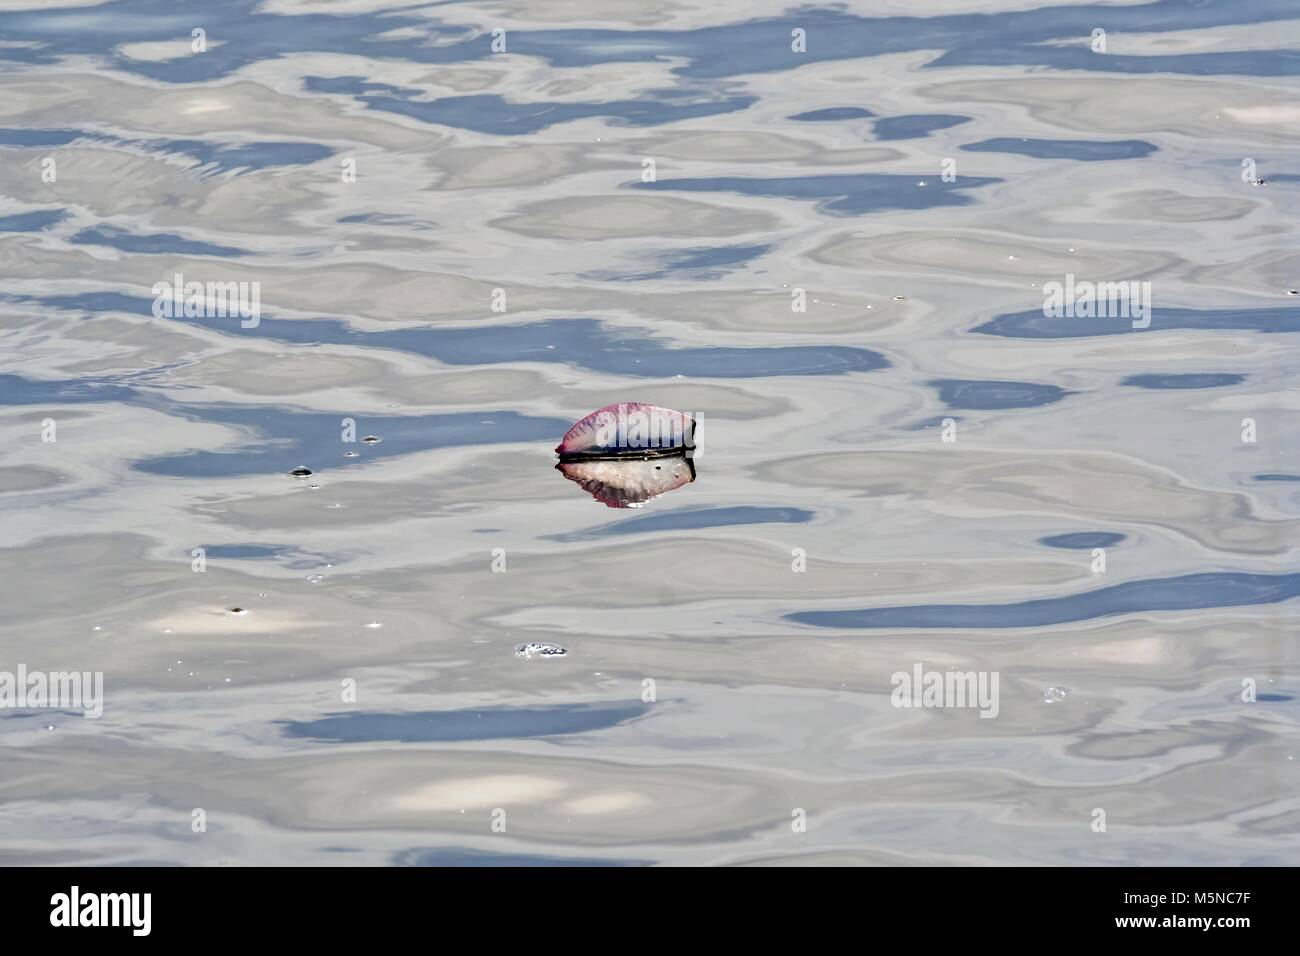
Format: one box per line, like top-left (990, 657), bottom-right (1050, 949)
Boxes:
top-left (634, 172), bottom-right (1001, 216)
top-left (931, 379), bottom-right (1070, 410)
top-left (874, 114), bottom-right (970, 140)
top-left (961, 138), bottom-right (1157, 161)
top-left (580, 243), bottom-right (773, 282)
top-left (1039, 532), bottom-right (1127, 550)
top-left (394, 847), bottom-right (652, 867)
top-left (305, 79), bottom-right (756, 134)
top-left (0, 372), bottom-right (568, 478)
top-left (0, 210), bottom-right (65, 232)
top-left (974, 307), bottom-right (1300, 338)
top-left (788, 572), bottom-right (1300, 629)
top-left (1121, 373), bottom-right (1247, 389)
top-left (544, 505), bottom-right (813, 542)
top-left (788, 107), bottom-right (875, 122)
top-left (280, 702), bottom-right (651, 743)
top-left (13, 293), bottom-right (890, 379)
top-left (69, 225), bottom-right (249, 257)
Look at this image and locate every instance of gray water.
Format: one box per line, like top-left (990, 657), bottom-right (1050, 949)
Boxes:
top-left (0, 0), bottom-right (1297, 865)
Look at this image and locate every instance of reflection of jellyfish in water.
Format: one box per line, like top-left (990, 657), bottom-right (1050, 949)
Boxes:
top-left (557, 455), bottom-right (696, 508)
top-left (554, 403), bottom-right (697, 508)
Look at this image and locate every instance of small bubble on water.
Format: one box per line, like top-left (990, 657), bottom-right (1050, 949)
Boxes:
top-left (1043, 686), bottom-right (1070, 703)
top-left (363, 621), bottom-right (383, 629)
top-left (344, 451), bottom-right (359, 458)
top-left (1287, 290), bottom-right (1299, 296)
top-left (515, 642), bottom-right (567, 659)
top-left (229, 607), bottom-right (247, 616)
top-left (362, 435), bottom-right (381, 444)
top-left (306, 574), bottom-right (325, 584)
top-left (290, 466), bottom-right (313, 478)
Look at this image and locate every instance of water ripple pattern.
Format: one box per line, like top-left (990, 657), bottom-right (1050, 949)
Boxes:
top-left (0, 0), bottom-right (1296, 866)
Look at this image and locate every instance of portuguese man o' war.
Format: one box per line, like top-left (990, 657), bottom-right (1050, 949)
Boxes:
top-left (554, 403), bottom-right (697, 508)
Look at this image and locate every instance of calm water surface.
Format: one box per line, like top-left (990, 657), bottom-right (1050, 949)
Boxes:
top-left (0, 0), bottom-right (1297, 865)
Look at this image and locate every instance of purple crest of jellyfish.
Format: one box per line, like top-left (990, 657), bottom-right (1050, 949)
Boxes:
top-left (555, 403), bottom-right (695, 459)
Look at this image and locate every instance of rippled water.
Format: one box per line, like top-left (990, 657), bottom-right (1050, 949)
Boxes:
top-left (0, 0), bottom-right (1297, 865)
